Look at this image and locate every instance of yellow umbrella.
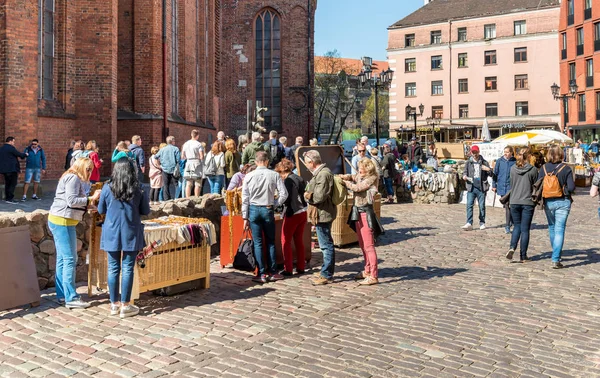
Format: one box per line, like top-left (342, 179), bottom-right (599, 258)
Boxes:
top-left (492, 130), bottom-right (574, 146)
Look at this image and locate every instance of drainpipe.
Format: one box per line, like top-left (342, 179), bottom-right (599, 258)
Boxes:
top-left (307, 0), bottom-right (312, 139)
top-left (162, 0), bottom-right (169, 139)
top-left (448, 19), bottom-right (453, 125)
top-left (195, 0), bottom-right (199, 122)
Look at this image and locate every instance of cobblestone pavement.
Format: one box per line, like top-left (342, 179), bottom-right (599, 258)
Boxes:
top-left (2, 194), bottom-right (600, 377)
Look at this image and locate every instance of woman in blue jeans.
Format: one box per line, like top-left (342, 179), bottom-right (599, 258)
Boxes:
top-left (204, 141), bottom-right (226, 194)
top-left (539, 145), bottom-right (575, 269)
top-left (48, 158), bottom-right (101, 309)
top-left (98, 158), bottom-right (150, 318)
top-left (505, 148), bottom-right (538, 263)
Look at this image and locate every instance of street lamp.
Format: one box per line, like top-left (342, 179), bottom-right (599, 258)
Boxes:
top-left (406, 103), bottom-right (424, 140)
top-left (426, 115), bottom-right (442, 142)
top-left (551, 80), bottom-right (578, 135)
top-left (359, 57), bottom-right (394, 150)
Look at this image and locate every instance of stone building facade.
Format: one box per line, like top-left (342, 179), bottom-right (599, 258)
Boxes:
top-left (0, 0), bottom-right (316, 179)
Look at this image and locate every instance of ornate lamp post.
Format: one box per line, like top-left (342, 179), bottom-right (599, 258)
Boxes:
top-left (551, 80), bottom-right (578, 135)
top-left (426, 115), bottom-right (442, 142)
top-left (405, 103), bottom-right (424, 140)
top-left (358, 56), bottom-right (394, 149)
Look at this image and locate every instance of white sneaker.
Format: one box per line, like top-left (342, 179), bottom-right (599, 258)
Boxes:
top-left (120, 304), bottom-right (139, 318)
top-left (461, 223), bottom-right (472, 230)
top-left (480, 224), bottom-right (486, 230)
top-left (65, 298), bottom-right (90, 309)
top-left (110, 303), bottom-right (120, 316)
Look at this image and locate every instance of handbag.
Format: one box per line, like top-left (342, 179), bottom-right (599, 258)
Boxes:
top-left (233, 230), bottom-right (256, 272)
top-left (499, 191), bottom-right (511, 205)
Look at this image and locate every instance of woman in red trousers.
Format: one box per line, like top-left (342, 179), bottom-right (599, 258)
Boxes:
top-left (275, 158), bottom-right (307, 276)
top-left (341, 158), bottom-right (385, 285)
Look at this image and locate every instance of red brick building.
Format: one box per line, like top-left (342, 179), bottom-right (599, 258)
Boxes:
top-left (0, 0), bottom-right (316, 178)
top-left (559, 0), bottom-right (600, 142)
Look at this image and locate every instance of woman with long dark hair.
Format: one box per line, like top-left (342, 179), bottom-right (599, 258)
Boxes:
top-left (505, 148), bottom-right (538, 263)
top-left (98, 158), bottom-right (150, 318)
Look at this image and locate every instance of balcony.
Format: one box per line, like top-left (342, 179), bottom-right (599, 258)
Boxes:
top-left (577, 44), bottom-right (584, 55)
top-left (585, 8), bottom-right (592, 20)
top-left (587, 76), bottom-right (594, 87)
top-left (579, 111), bottom-right (587, 122)
top-left (561, 49), bottom-right (567, 60)
top-left (595, 40), bottom-right (600, 52)
top-left (568, 14), bottom-right (574, 26)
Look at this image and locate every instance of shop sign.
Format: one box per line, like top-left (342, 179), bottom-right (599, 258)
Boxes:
top-left (501, 123), bottom-right (526, 129)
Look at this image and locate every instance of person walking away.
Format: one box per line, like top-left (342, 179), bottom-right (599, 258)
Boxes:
top-left (591, 139), bottom-right (600, 163)
top-left (48, 158), bottom-right (101, 309)
top-left (204, 141), bottom-right (226, 194)
top-left (0, 137), bottom-right (28, 204)
top-left (380, 143), bottom-right (397, 203)
top-left (303, 150), bottom-right (337, 285)
top-left (65, 140), bottom-right (76, 171)
top-left (111, 141), bottom-right (134, 162)
top-left (84, 140), bottom-right (103, 184)
top-left (224, 138), bottom-right (241, 189)
top-left (275, 158), bottom-right (308, 276)
top-left (505, 148), bottom-right (538, 263)
top-left (22, 138), bottom-right (46, 201)
top-left (351, 143), bottom-right (367, 174)
top-left (128, 135), bottom-right (146, 185)
top-left (539, 145), bottom-right (575, 269)
top-left (407, 138), bottom-right (423, 168)
top-left (280, 136), bottom-right (290, 161)
top-left (241, 151), bottom-right (288, 283)
top-left (174, 158), bottom-right (187, 199)
top-left (289, 137), bottom-right (303, 164)
top-left (493, 146), bottom-right (517, 234)
top-left (426, 142), bottom-right (438, 170)
top-left (181, 129), bottom-right (205, 198)
top-left (148, 146), bottom-right (163, 204)
top-left (462, 145), bottom-right (492, 230)
top-left (154, 136), bottom-right (181, 200)
top-left (264, 130), bottom-right (285, 169)
top-left (340, 158), bottom-right (384, 285)
top-left (242, 132), bottom-right (270, 165)
top-left (98, 158), bottom-right (150, 318)
top-left (227, 164), bottom-right (256, 191)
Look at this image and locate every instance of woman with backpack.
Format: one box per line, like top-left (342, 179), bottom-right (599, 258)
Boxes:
top-left (505, 148), bottom-right (538, 263)
top-left (204, 141), bottom-right (226, 194)
top-left (97, 158), bottom-right (151, 318)
top-left (340, 158), bottom-right (384, 285)
top-left (275, 158), bottom-right (308, 276)
top-left (539, 145), bottom-right (576, 269)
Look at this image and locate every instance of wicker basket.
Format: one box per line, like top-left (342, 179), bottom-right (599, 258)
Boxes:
top-left (331, 193), bottom-right (381, 247)
top-left (88, 216), bottom-right (210, 303)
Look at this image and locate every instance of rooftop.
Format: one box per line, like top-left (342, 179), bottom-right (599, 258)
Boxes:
top-left (314, 57), bottom-right (389, 76)
top-left (389, 0), bottom-right (561, 29)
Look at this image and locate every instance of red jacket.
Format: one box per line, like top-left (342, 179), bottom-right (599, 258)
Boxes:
top-left (89, 151), bottom-right (102, 182)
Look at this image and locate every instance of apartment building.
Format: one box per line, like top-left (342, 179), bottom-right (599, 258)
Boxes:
top-left (387, 0), bottom-right (561, 143)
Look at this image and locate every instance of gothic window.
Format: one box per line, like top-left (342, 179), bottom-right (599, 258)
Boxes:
top-left (39, 0), bottom-right (55, 99)
top-left (255, 9), bottom-right (282, 131)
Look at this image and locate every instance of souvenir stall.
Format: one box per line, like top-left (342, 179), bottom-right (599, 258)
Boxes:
top-left (88, 214), bottom-right (214, 303)
top-left (295, 145), bottom-right (382, 247)
top-left (219, 189), bottom-right (312, 268)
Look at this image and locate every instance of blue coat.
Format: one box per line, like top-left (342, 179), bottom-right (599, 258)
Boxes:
top-left (493, 156), bottom-right (516, 196)
top-left (24, 145), bottom-right (46, 169)
top-left (98, 184), bottom-right (151, 252)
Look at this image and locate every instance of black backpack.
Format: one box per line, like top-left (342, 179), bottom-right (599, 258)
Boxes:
top-left (233, 231), bottom-right (257, 272)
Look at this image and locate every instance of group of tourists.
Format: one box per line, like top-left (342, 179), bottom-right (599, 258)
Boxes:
top-left (0, 136), bottom-right (46, 203)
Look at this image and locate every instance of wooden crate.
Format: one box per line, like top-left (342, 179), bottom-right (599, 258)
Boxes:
top-left (331, 194), bottom-right (381, 247)
top-left (88, 215), bottom-right (210, 302)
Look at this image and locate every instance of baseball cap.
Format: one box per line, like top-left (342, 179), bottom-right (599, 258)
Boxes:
top-left (471, 145), bottom-right (480, 153)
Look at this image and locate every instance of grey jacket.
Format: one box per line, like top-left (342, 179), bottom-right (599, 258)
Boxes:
top-left (509, 163), bottom-right (538, 206)
top-left (49, 174), bottom-right (89, 221)
top-left (306, 165), bottom-right (337, 224)
top-left (464, 155), bottom-right (491, 192)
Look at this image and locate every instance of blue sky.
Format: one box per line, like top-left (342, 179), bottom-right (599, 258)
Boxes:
top-left (315, 0), bottom-right (423, 61)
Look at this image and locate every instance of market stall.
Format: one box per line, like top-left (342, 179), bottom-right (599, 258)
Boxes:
top-left (219, 189), bottom-right (311, 268)
top-left (88, 215), bottom-right (214, 302)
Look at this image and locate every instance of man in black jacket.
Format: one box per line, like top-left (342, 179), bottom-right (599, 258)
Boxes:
top-left (407, 137), bottom-right (423, 168)
top-left (462, 145), bottom-right (492, 230)
top-left (0, 137), bottom-right (28, 204)
top-left (381, 143), bottom-right (397, 203)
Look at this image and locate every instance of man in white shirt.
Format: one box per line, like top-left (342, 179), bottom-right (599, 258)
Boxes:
top-left (242, 151), bottom-right (288, 283)
top-left (181, 129), bottom-right (205, 197)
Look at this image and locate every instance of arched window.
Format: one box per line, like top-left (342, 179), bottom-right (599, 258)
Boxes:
top-left (39, 0), bottom-right (55, 99)
top-left (255, 9), bottom-right (281, 131)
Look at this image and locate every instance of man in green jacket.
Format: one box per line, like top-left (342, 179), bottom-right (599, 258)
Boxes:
top-left (303, 150), bottom-right (337, 285)
top-left (242, 132), bottom-right (270, 165)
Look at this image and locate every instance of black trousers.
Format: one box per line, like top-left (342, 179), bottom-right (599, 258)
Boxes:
top-left (3, 172), bottom-right (18, 201)
top-left (162, 172), bottom-right (174, 200)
